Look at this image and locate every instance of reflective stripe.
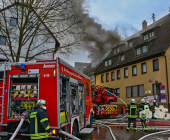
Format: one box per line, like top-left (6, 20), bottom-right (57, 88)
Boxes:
top-left (35, 117), bottom-right (38, 134)
top-left (31, 136), bottom-right (49, 139)
top-left (31, 112), bottom-right (37, 115)
top-left (126, 122), bottom-right (129, 130)
top-left (40, 118), bottom-right (48, 123)
top-left (128, 115), bottom-right (137, 118)
top-left (45, 126), bottom-right (50, 130)
top-left (30, 132), bottom-right (49, 136)
top-left (28, 120), bottom-right (30, 123)
top-left (134, 128), bottom-right (137, 130)
top-left (30, 115), bottom-right (36, 118)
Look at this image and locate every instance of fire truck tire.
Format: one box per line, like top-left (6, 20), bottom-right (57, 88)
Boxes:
top-left (72, 121), bottom-right (79, 137)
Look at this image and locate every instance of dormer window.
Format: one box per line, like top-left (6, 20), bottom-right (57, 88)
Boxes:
top-left (114, 49), bottom-right (116, 54)
top-left (129, 41), bottom-right (133, 47)
top-left (136, 45), bottom-right (148, 56)
top-left (108, 59), bottom-right (112, 65)
top-left (144, 34), bottom-right (148, 40)
top-left (149, 31), bottom-right (154, 38)
top-left (105, 61), bottom-right (108, 67)
top-left (117, 48), bottom-right (119, 53)
top-left (121, 55), bottom-right (125, 61)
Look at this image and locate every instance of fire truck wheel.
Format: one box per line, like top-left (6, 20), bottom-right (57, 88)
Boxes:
top-left (72, 121), bottom-right (78, 137)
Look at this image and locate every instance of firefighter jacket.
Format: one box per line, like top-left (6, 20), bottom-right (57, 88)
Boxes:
top-left (29, 106), bottom-right (51, 139)
top-left (126, 103), bottom-right (138, 118)
top-left (139, 103), bottom-right (149, 119)
top-left (147, 103), bottom-right (151, 109)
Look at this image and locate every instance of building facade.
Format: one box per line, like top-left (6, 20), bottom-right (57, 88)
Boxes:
top-left (94, 14), bottom-right (170, 110)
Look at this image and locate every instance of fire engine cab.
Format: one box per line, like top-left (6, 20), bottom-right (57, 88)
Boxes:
top-left (0, 58), bottom-right (93, 139)
top-left (91, 84), bottom-right (120, 117)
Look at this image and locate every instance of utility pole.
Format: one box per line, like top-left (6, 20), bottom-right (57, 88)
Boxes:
top-left (152, 13), bottom-right (155, 23)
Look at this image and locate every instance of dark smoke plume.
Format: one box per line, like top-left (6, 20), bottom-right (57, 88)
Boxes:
top-left (74, 0), bottom-right (121, 67)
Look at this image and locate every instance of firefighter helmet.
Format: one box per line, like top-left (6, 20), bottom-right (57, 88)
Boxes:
top-left (131, 99), bottom-right (135, 103)
top-left (153, 100), bottom-right (156, 102)
top-left (36, 99), bottom-right (46, 105)
top-left (146, 101), bottom-right (149, 103)
top-left (141, 99), bottom-right (145, 103)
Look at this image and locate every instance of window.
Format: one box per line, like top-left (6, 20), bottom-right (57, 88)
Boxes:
top-left (141, 62), bottom-right (147, 74)
top-left (86, 83), bottom-right (89, 96)
top-left (117, 48), bottom-right (119, 53)
top-left (84, 66), bottom-right (87, 69)
top-left (153, 59), bottom-right (159, 71)
top-left (105, 61), bottom-right (108, 67)
top-left (144, 34), bottom-right (148, 40)
top-left (114, 50), bottom-right (116, 54)
top-left (117, 88), bottom-right (120, 97)
top-left (117, 70), bottom-right (120, 79)
top-left (10, 17), bottom-right (17, 26)
top-left (26, 22), bottom-right (33, 29)
top-left (149, 32), bottom-right (154, 38)
top-left (139, 85), bottom-right (144, 96)
top-left (132, 65), bottom-right (137, 76)
top-left (108, 59), bottom-right (112, 65)
top-left (0, 36), bottom-right (6, 45)
top-left (132, 86), bottom-right (138, 97)
top-left (124, 68), bottom-right (128, 78)
top-left (142, 45), bottom-right (147, 53)
top-left (111, 72), bottom-right (115, 80)
top-left (121, 55), bottom-right (125, 61)
top-left (126, 84), bottom-right (144, 97)
top-left (129, 41), bottom-right (133, 47)
top-left (126, 87), bottom-right (131, 98)
top-left (136, 48), bottom-right (141, 55)
top-left (106, 73), bottom-right (109, 82)
top-left (101, 74), bottom-right (104, 83)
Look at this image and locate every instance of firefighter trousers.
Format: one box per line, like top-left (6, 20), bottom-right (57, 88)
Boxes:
top-left (126, 118), bottom-right (137, 132)
top-left (141, 119), bottom-right (147, 131)
top-left (32, 139), bottom-right (48, 140)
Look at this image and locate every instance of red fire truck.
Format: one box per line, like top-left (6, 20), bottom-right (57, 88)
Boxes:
top-left (0, 58), bottom-right (93, 139)
top-left (91, 84), bottom-right (120, 117)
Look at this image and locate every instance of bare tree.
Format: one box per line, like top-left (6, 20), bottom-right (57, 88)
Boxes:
top-left (0, 0), bottom-right (83, 62)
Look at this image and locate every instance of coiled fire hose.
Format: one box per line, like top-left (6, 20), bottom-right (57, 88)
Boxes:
top-left (9, 117), bottom-right (25, 140)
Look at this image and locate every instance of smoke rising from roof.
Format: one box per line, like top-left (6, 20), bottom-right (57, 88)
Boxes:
top-left (74, 0), bottom-right (121, 68)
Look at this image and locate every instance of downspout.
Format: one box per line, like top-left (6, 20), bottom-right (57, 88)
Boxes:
top-left (164, 54), bottom-right (170, 112)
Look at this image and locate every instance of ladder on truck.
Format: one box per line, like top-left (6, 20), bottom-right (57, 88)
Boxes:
top-left (0, 62), bottom-right (6, 124)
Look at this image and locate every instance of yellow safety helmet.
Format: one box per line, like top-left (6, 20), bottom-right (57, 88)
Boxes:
top-left (36, 99), bottom-right (46, 105)
top-left (141, 99), bottom-right (145, 103)
top-left (153, 100), bottom-right (156, 102)
top-left (131, 99), bottom-right (135, 103)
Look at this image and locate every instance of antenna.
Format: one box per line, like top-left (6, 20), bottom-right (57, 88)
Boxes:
top-left (152, 13), bottom-right (155, 23)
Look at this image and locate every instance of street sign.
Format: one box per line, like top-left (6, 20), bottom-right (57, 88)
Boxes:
top-left (161, 99), bottom-right (166, 103)
top-left (161, 93), bottom-right (166, 99)
top-left (160, 90), bottom-right (166, 93)
top-left (160, 84), bottom-right (165, 90)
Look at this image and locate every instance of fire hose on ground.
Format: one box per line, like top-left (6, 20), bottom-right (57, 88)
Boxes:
top-left (9, 117), bottom-right (25, 140)
top-left (8, 117), bottom-right (81, 140)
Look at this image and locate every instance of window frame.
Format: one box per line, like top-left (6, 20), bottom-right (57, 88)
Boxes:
top-left (101, 74), bottom-right (104, 83)
top-left (128, 41), bottom-right (133, 47)
top-left (108, 59), bottom-right (112, 65)
top-left (114, 49), bottom-right (116, 54)
top-left (111, 71), bottom-right (115, 81)
top-left (106, 73), bottom-right (109, 82)
top-left (132, 65), bottom-right (137, 76)
top-left (126, 84), bottom-right (144, 98)
top-left (141, 62), bottom-right (147, 74)
top-left (124, 68), bottom-right (128, 78)
top-left (117, 48), bottom-right (119, 53)
top-left (142, 45), bottom-right (147, 54)
top-left (105, 61), bottom-right (108, 67)
top-left (117, 70), bottom-right (120, 80)
top-left (153, 59), bottom-right (159, 71)
top-left (10, 17), bottom-right (17, 26)
top-left (121, 54), bottom-right (125, 61)
top-left (0, 35), bottom-right (6, 45)
top-left (144, 34), bottom-right (148, 40)
top-left (116, 88), bottom-right (120, 97)
top-left (136, 48), bottom-right (141, 55)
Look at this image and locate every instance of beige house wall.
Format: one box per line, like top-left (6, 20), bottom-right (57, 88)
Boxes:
top-left (95, 55), bottom-right (169, 108)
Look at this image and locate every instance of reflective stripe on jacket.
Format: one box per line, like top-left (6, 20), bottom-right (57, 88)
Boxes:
top-left (126, 104), bottom-right (138, 118)
top-left (139, 103), bottom-right (148, 119)
top-left (29, 107), bottom-right (51, 140)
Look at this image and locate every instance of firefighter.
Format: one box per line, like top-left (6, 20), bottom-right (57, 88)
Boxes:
top-left (152, 100), bottom-right (157, 119)
top-left (126, 99), bottom-right (138, 132)
top-left (139, 99), bottom-right (148, 132)
top-left (29, 99), bottom-right (52, 140)
top-left (146, 101), bottom-right (151, 109)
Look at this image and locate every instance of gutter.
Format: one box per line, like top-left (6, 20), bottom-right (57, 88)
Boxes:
top-left (164, 54), bottom-right (170, 112)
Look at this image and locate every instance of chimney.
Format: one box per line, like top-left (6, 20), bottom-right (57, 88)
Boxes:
top-left (142, 20), bottom-right (147, 31)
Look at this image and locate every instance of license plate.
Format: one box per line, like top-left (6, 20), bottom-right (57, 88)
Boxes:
top-left (0, 131), bottom-right (8, 136)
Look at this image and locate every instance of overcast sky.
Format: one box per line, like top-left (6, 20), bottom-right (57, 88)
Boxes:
top-left (60, 0), bottom-right (170, 66)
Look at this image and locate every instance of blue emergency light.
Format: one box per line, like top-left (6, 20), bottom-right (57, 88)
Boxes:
top-left (20, 64), bottom-right (25, 71)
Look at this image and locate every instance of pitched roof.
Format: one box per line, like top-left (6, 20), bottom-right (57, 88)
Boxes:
top-left (95, 14), bottom-right (170, 74)
top-left (0, 2), bottom-right (60, 47)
